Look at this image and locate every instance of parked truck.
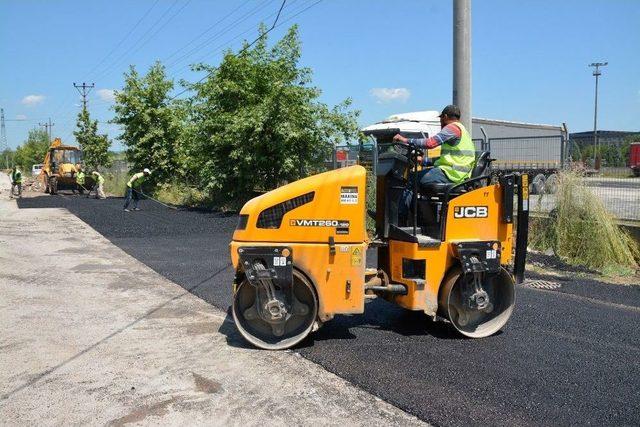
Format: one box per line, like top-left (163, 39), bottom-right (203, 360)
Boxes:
top-left (361, 111), bottom-right (568, 194)
top-left (630, 142), bottom-right (640, 177)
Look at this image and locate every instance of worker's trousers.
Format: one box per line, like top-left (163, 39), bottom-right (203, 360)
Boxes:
top-left (11, 182), bottom-right (22, 197)
top-left (96, 184), bottom-right (105, 199)
top-left (123, 187), bottom-right (139, 209)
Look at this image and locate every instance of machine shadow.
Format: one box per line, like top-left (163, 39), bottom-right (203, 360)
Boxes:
top-left (220, 297), bottom-right (472, 350)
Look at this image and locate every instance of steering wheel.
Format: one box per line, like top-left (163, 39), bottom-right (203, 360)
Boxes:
top-left (391, 141), bottom-right (424, 162)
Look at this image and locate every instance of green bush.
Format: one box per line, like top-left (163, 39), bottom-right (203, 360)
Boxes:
top-left (103, 171), bottom-right (128, 197)
top-left (154, 182), bottom-right (208, 208)
top-left (530, 172), bottom-right (639, 275)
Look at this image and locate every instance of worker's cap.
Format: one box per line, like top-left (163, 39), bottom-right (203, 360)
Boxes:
top-left (92, 171), bottom-right (98, 175)
top-left (143, 168), bottom-right (151, 174)
top-left (439, 104), bottom-right (461, 119)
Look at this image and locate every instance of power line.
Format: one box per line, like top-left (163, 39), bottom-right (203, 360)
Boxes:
top-left (169, 0), bottom-right (325, 101)
top-left (164, 0), bottom-right (277, 70)
top-left (83, 0), bottom-right (162, 81)
top-left (162, 1), bottom-right (250, 64)
top-left (91, 0), bottom-right (190, 83)
top-left (38, 118), bottom-right (55, 140)
top-left (169, 0), bottom-right (308, 76)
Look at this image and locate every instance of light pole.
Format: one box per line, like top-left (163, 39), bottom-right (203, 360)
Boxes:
top-left (589, 61), bottom-right (607, 169)
top-left (453, 0), bottom-right (472, 133)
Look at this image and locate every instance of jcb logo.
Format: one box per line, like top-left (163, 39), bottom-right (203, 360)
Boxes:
top-left (453, 206), bottom-right (488, 218)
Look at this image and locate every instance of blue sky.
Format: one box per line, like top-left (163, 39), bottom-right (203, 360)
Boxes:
top-left (1, 0), bottom-right (638, 150)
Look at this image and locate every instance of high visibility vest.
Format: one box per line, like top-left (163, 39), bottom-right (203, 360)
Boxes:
top-left (76, 171), bottom-right (85, 185)
top-left (12, 170), bottom-right (22, 184)
top-left (94, 173), bottom-right (105, 185)
top-left (127, 172), bottom-right (146, 188)
top-left (434, 122), bottom-right (476, 183)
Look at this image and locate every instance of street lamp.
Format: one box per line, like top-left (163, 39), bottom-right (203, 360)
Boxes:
top-left (589, 61), bottom-right (607, 169)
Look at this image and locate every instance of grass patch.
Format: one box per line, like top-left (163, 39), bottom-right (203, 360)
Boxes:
top-left (154, 182), bottom-right (208, 208)
top-left (530, 172), bottom-right (639, 275)
top-left (103, 171), bottom-right (128, 197)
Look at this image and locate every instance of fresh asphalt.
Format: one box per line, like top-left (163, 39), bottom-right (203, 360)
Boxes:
top-left (17, 195), bottom-right (640, 426)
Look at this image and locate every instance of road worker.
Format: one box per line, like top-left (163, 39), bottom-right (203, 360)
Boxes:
top-left (75, 167), bottom-right (86, 195)
top-left (123, 168), bottom-right (151, 212)
top-left (393, 104), bottom-right (476, 223)
top-left (10, 166), bottom-right (22, 198)
top-left (91, 171), bottom-right (106, 199)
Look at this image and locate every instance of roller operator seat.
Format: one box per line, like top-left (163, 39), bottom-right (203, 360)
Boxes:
top-left (421, 151), bottom-right (491, 197)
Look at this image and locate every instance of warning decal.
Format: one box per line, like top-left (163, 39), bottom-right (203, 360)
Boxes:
top-left (351, 247), bottom-right (362, 266)
top-left (340, 186), bottom-right (359, 205)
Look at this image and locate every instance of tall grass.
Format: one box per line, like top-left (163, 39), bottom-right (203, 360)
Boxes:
top-left (103, 171), bottom-right (128, 197)
top-left (530, 172), bottom-right (639, 274)
top-left (155, 182), bottom-right (208, 208)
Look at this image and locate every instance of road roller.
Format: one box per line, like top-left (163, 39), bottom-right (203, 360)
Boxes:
top-left (229, 138), bottom-right (529, 349)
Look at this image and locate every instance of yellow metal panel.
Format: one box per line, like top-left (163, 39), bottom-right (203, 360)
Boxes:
top-left (230, 241), bottom-right (366, 320)
top-left (233, 166), bottom-right (367, 244)
top-left (388, 240), bottom-right (452, 315)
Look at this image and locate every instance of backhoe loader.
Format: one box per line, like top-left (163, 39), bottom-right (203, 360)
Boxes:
top-left (229, 130), bottom-right (529, 350)
top-left (41, 138), bottom-right (92, 194)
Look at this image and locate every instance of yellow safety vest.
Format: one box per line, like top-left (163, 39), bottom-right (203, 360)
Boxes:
top-left (434, 122), bottom-right (476, 183)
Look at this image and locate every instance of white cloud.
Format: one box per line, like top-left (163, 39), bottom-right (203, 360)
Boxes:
top-left (21, 94), bottom-right (45, 106)
top-left (15, 114), bottom-right (27, 120)
top-left (97, 88), bottom-right (116, 102)
top-left (369, 87), bottom-right (411, 104)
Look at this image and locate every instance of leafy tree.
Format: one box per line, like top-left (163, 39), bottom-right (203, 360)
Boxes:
top-left (1, 148), bottom-right (14, 170)
top-left (13, 128), bottom-right (50, 171)
top-left (74, 108), bottom-right (112, 170)
top-left (183, 25), bottom-right (361, 208)
top-left (112, 61), bottom-right (183, 183)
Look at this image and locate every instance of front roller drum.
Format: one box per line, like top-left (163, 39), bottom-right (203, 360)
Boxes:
top-left (438, 267), bottom-right (515, 338)
top-left (233, 269), bottom-right (318, 350)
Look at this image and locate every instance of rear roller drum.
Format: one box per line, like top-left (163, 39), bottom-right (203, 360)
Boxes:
top-left (438, 267), bottom-right (515, 338)
top-left (233, 269), bottom-right (318, 350)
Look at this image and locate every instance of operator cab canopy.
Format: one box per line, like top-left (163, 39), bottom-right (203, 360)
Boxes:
top-left (361, 110), bottom-right (442, 140)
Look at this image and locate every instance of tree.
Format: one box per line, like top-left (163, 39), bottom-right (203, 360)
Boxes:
top-left (74, 108), bottom-right (112, 170)
top-left (13, 128), bottom-right (50, 171)
top-left (112, 61), bottom-right (183, 183)
top-left (183, 25), bottom-right (361, 208)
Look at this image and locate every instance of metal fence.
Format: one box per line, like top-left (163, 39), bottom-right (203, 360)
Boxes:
top-left (330, 136), bottom-right (640, 223)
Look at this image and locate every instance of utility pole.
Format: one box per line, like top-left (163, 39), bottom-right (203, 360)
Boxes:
top-left (589, 62), bottom-right (607, 170)
top-left (39, 118), bottom-right (55, 141)
top-left (1, 108), bottom-right (8, 169)
top-left (453, 0), bottom-right (472, 133)
top-left (73, 82), bottom-right (95, 112)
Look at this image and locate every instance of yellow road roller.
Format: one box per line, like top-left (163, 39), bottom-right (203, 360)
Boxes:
top-left (229, 138), bottom-right (529, 349)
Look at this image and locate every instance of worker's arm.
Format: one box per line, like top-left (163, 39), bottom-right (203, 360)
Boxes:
top-left (394, 123), bottom-right (462, 149)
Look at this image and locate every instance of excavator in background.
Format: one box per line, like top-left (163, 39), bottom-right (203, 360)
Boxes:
top-left (229, 130), bottom-right (529, 350)
top-left (40, 138), bottom-right (92, 194)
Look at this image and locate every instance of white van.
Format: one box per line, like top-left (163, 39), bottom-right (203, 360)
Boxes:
top-left (32, 163), bottom-right (44, 176)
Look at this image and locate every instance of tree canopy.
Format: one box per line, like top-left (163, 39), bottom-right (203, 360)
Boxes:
top-left (13, 128), bottom-right (50, 171)
top-left (74, 108), bottom-right (112, 170)
top-left (182, 25), bottom-right (361, 208)
top-left (112, 61), bottom-right (183, 183)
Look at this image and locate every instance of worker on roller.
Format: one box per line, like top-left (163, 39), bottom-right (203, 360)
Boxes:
top-left (91, 171), bottom-right (106, 199)
top-left (10, 166), bottom-right (22, 198)
top-left (123, 168), bottom-right (151, 212)
top-left (393, 104), bottom-right (476, 223)
top-left (75, 167), bottom-right (86, 195)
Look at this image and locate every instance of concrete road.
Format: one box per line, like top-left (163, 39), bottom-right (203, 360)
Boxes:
top-left (12, 192), bottom-right (640, 426)
top-left (0, 176), bottom-right (422, 426)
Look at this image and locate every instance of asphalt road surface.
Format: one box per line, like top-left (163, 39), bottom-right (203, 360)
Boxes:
top-left (17, 195), bottom-right (640, 426)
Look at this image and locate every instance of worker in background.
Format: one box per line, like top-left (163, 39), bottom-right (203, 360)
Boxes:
top-left (393, 104), bottom-right (476, 223)
top-left (91, 171), bottom-right (106, 199)
top-left (123, 168), bottom-right (151, 212)
top-left (75, 167), bottom-right (86, 195)
top-left (10, 166), bottom-right (22, 198)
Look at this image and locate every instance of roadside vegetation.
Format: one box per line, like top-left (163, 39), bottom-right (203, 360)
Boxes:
top-left (110, 25), bottom-right (361, 210)
top-left (530, 172), bottom-right (639, 275)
